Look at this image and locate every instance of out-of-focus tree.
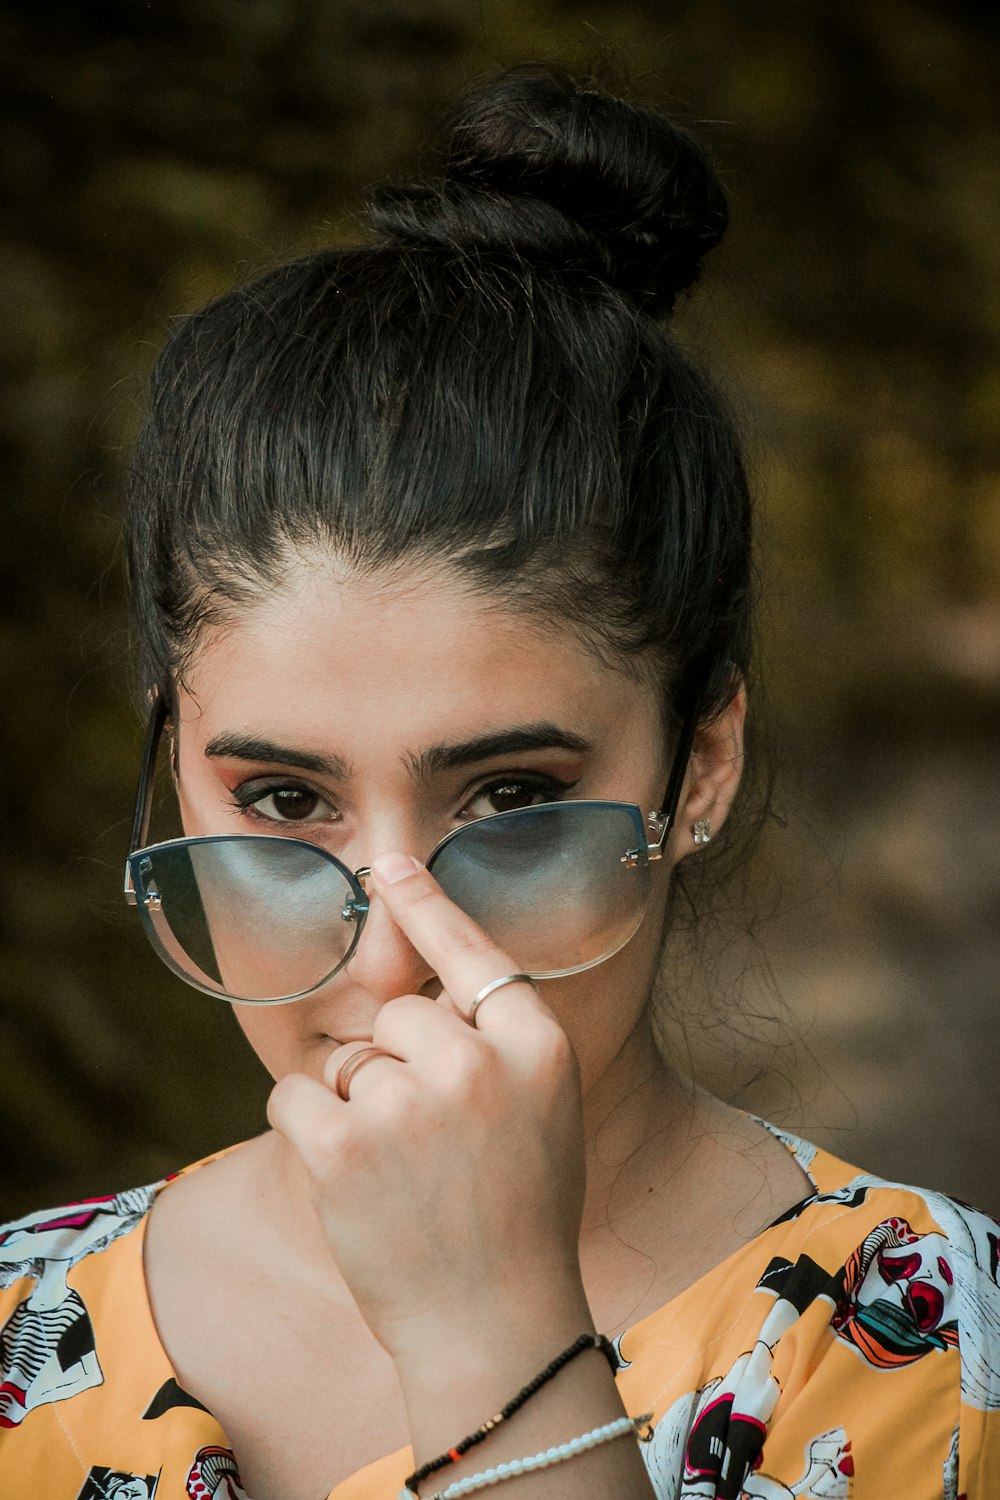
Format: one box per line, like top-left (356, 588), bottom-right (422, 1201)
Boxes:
top-left (1, 0), bottom-right (997, 1217)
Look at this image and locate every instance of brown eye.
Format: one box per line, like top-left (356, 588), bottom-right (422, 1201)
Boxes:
top-left (488, 782), bottom-right (541, 813)
top-left (270, 788), bottom-right (320, 820)
top-left (461, 778), bottom-right (567, 820)
top-left (247, 787), bottom-right (328, 822)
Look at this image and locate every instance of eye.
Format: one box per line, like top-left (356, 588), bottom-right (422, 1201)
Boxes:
top-left (231, 783), bottom-right (335, 824)
top-left (460, 775), bottom-right (572, 820)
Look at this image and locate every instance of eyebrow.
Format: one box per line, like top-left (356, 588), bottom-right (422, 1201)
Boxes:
top-left (203, 735), bottom-right (351, 779)
top-left (412, 724), bottom-right (592, 776)
top-left (203, 722), bottom-right (591, 780)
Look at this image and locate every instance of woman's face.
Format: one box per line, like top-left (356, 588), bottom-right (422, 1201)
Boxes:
top-left (170, 556), bottom-right (713, 1095)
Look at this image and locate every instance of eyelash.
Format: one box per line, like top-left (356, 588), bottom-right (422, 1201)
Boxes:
top-left (227, 771), bottom-right (578, 828)
top-left (227, 782), bottom-right (334, 826)
top-left (457, 772), bottom-right (576, 820)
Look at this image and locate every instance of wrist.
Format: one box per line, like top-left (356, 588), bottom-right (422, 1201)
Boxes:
top-left (398, 1319), bottom-right (636, 1497)
top-left (390, 1284), bottom-right (596, 1396)
top-left (401, 1333), bottom-right (620, 1498)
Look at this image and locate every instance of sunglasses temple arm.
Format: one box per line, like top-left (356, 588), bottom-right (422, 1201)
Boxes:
top-left (126, 697), bottom-right (169, 868)
top-left (649, 691), bottom-right (702, 852)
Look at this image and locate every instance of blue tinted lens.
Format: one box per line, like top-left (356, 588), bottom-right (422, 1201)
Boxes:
top-left (428, 802), bottom-right (650, 978)
top-left (132, 836), bottom-right (360, 1003)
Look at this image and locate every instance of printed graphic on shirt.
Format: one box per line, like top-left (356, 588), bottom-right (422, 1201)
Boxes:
top-left (186, 1444), bottom-right (251, 1500)
top-left (744, 1428), bottom-right (853, 1499)
top-left (777, 1178), bottom-right (1000, 1410)
top-left (0, 1187), bottom-right (155, 1428)
top-left (942, 1424), bottom-right (966, 1500)
top-left (767, 1176), bottom-right (1000, 1410)
top-left (74, 1467), bottom-right (161, 1500)
top-left (639, 1249), bottom-right (862, 1499)
top-left (0, 1285), bottom-right (99, 1430)
top-left (833, 1216), bottom-right (960, 1368)
top-left (643, 1383), bottom-right (853, 1498)
top-left (143, 1376), bottom-right (212, 1419)
top-left (641, 1288), bottom-right (802, 1497)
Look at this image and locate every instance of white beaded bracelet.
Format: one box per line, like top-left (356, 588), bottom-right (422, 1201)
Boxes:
top-left (399, 1412), bottom-right (652, 1500)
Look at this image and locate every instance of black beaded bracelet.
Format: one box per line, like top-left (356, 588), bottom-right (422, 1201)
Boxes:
top-left (402, 1332), bottom-right (618, 1497)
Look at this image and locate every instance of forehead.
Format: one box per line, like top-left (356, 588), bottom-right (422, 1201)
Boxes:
top-left (181, 555), bottom-right (657, 752)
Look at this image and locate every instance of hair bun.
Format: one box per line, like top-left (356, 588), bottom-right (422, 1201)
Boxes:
top-left (368, 65), bottom-right (728, 316)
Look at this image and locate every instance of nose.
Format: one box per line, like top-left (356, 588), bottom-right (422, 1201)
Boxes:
top-left (343, 872), bottom-right (437, 1006)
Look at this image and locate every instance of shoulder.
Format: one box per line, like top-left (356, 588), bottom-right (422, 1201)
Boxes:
top-left (0, 1140), bottom-right (250, 1300)
top-left (767, 1148), bottom-right (1000, 1414)
top-left (0, 1171), bottom-right (243, 1491)
top-left (759, 1121), bottom-right (998, 1272)
top-left (627, 1126), bottom-right (1000, 1498)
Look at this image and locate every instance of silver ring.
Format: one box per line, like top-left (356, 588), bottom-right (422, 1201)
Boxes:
top-left (468, 972), bottom-right (538, 1027)
top-left (333, 1045), bottom-right (392, 1101)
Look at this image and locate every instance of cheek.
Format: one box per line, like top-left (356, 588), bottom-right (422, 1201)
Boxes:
top-left (543, 890), bottom-right (668, 1084)
top-left (231, 1007), bottom-right (282, 1079)
top-left (231, 1005), bottom-right (326, 1084)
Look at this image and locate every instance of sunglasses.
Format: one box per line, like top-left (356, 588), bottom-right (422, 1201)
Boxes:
top-left (124, 694), bottom-right (699, 1004)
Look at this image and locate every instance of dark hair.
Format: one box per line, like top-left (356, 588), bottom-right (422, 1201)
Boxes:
top-left (126, 63), bottom-right (749, 755)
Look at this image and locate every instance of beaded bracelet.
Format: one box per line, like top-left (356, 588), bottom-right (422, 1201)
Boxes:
top-left (402, 1332), bottom-right (618, 1496)
top-left (401, 1413), bottom-right (653, 1500)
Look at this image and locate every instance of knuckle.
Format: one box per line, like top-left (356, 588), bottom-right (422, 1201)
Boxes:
top-left (366, 1079), bottom-right (416, 1132)
top-left (426, 1033), bottom-right (485, 1099)
top-left (371, 994), bottom-right (422, 1045)
top-left (383, 992), bottom-right (427, 1019)
top-left (447, 1031), bottom-right (483, 1073)
top-left (268, 1072), bottom-right (315, 1127)
top-left (317, 1123), bottom-right (372, 1177)
top-left (309, 1114), bottom-right (348, 1166)
top-left (532, 1021), bottom-right (576, 1075)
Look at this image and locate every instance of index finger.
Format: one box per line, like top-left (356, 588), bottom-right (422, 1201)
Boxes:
top-left (368, 851), bottom-right (552, 1033)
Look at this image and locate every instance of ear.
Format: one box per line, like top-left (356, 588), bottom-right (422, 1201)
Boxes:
top-left (671, 680), bottom-right (746, 859)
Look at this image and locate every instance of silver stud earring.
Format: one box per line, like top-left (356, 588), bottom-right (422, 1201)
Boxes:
top-left (692, 819), bottom-right (712, 846)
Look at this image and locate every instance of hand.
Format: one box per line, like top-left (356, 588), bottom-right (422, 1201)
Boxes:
top-left (266, 851), bottom-right (590, 1366)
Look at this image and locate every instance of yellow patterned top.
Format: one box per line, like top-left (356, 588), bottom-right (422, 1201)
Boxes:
top-left (1, 1121), bottom-right (997, 1498)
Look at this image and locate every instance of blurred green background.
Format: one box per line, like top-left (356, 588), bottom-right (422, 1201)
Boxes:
top-left (1, 0), bottom-right (997, 1220)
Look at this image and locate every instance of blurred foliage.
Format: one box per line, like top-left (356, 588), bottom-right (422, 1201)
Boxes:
top-left (1, 0), bottom-right (998, 1218)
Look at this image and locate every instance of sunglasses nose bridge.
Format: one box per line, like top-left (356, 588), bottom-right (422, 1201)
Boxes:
top-left (338, 864), bottom-right (372, 928)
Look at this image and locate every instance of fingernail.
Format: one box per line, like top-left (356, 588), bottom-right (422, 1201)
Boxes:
top-left (372, 852), bottom-right (423, 884)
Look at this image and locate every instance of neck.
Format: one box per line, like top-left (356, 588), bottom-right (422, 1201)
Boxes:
top-left (578, 1016), bottom-right (699, 1234)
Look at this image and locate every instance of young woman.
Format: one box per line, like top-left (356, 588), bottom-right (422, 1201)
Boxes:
top-left (1, 65), bottom-right (996, 1500)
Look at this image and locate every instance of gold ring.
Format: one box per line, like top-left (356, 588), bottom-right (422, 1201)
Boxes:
top-left (467, 972), bottom-right (538, 1027)
top-left (333, 1045), bottom-right (392, 1101)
